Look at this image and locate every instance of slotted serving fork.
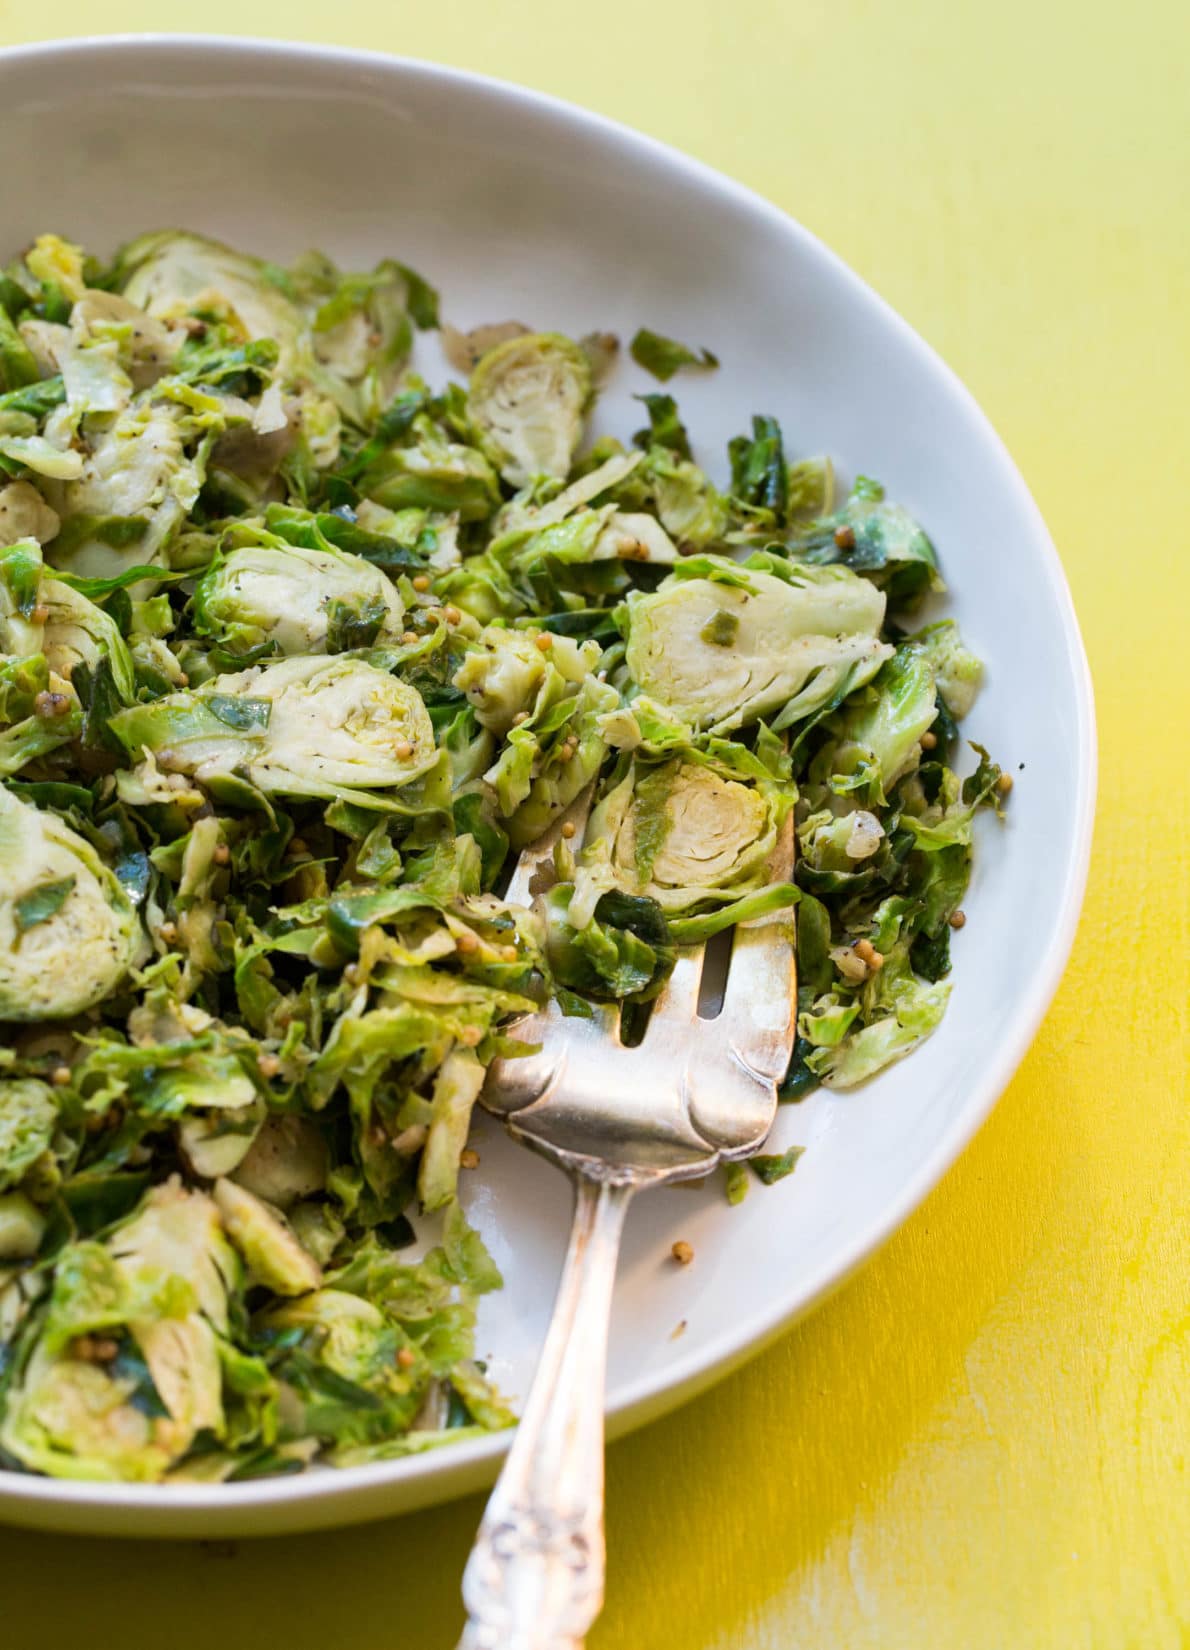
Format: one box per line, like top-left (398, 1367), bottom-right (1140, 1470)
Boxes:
top-left (457, 787), bottom-right (797, 1650)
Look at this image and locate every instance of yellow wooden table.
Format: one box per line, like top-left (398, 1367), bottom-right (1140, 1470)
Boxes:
top-left (0, 3), bottom-right (1186, 1645)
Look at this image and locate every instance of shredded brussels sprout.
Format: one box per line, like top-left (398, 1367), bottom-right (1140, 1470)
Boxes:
top-left (0, 229), bottom-right (1006, 1482)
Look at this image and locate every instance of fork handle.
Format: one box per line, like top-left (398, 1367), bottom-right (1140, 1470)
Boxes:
top-left (457, 1173), bottom-right (635, 1650)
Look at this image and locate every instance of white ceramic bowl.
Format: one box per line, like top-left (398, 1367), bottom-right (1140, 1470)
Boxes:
top-left (0, 35), bottom-right (1094, 1537)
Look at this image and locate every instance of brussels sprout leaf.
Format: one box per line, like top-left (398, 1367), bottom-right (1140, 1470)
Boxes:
top-left (630, 329), bottom-right (719, 383)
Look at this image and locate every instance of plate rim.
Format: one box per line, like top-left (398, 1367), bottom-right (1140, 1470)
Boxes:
top-left (0, 30), bottom-right (1097, 1530)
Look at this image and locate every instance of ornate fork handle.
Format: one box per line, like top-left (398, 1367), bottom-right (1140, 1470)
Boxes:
top-left (458, 1173), bottom-right (636, 1650)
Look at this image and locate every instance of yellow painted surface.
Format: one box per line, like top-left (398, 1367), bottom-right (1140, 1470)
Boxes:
top-left (0, 3), bottom-right (1187, 1646)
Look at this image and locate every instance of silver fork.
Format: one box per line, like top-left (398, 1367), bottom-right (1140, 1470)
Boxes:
top-left (457, 787), bottom-right (796, 1650)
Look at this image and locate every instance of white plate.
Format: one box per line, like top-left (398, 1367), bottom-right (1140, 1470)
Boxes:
top-left (0, 35), bottom-right (1095, 1537)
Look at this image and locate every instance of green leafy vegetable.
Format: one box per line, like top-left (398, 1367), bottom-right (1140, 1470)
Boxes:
top-left (749, 1146), bottom-right (804, 1185)
top-left (0, 307), bottom-right (39, 394)
top-left (13, 876), bottom-right (76, 933)
top-left (394, 263), bottom-right (440, 330)
top-left (790, 475), bottom-right (943, 608)
top-left (723, 1160), bottom-right (750, 1205)
top-left (632, 393), bottom-right (693, 459)
top-left (0, 224), bottom-right (1004, 1486)
top-left (699, 609), bottom-right (739, 647)
top-left (630, 328), bottom-right (719, 383)
top-left (729, 415), bottom-right (787, 516)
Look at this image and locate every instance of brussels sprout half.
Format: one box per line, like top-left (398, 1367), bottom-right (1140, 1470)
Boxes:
top-left (192, 533), bottom-right (405, 658)
top-left (0, 786), bottom-right (140, 1020)
top-left (110, 654), bottom-right (437, 808)
top-left (571, 747), bottom-right (794, 925)
top-left (0, 1181), bottom-right (238, 1481)
top-left (117, 231), bottom-right (306, 367)
top-left (623, 559), bottom-right (891, 734)
top-left (0, 1078), bottom-right (58, 1191)
top-left (467, 332), bottom-right (592, 486)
